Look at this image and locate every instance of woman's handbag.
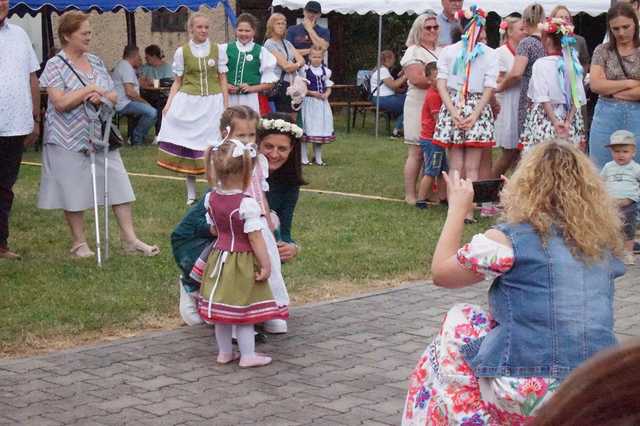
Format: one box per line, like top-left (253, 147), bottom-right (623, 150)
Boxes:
top-left (56, 55), bottom-right (124, 151)
top-left (265, 41), bottom-right (292, 99)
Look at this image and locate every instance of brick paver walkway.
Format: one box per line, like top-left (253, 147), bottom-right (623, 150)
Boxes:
top-left (1, 268), bottom-right (639, 425)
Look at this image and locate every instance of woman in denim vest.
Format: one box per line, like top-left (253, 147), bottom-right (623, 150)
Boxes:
top-left (402, 141), bottom-right (625, 425)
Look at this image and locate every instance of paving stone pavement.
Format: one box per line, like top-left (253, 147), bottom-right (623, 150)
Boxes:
top-left (1, 268), bottom-right (639, 426)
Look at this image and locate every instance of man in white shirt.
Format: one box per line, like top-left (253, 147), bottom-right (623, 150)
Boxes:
top-left (112, 45), bottom-right (156, 146)
top-left (0, 0), bottom-right (40, 260)
top-left (437, 0), bottom-right (464, 46)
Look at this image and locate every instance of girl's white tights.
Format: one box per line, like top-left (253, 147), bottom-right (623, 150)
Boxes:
top-left (215, 324), bottom-right (255, 355)
top-left (301, 143), bottom-right (323, 164)
top-left (313, 143), bottom-right (323, 164)
top-left (186, 175), bottom-right (197, 202)
top-left (214, 324), bottom-right (271, 367)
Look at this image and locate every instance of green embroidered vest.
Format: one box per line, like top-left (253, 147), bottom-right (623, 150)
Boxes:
top-left (180, 42), bottom-right (221, 96)
top-left (227, 42), bottom-right (263, 86)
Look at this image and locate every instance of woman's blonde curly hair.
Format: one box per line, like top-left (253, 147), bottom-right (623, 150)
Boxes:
top-left (500, 140), bottom-right (623, 261)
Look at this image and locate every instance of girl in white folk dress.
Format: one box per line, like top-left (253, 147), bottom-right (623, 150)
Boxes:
top-left (519, 17), bottom-right (586, 152)
top-left (157, 13), bottom-right (228, 205)
top-left (301, 46), bottom-right (335, 166)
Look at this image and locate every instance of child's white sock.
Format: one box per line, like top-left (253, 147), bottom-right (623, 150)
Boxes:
top-left (301, 142), bottom-right (310, 164)
top-left (236, 324), bottom-right (256, 357)
top-left (313, 143), bottom-right (323, 164)
top-left (214, 324), bottom-right (233, 354)
top-left (186, 175), bottom-right (197, 202)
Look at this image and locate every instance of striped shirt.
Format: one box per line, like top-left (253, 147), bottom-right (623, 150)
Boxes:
top-left (39, 51), bottom-right (114, 152)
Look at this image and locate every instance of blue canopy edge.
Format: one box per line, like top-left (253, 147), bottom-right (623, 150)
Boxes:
top-left (10, 0), bottom-right (237, 26)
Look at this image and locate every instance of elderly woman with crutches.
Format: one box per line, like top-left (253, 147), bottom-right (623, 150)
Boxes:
top-left (38, 11), bottom-right (158, 259)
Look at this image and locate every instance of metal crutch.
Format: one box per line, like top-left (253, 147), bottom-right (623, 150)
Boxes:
top-left (89, 146), bottom-right (103, 267)
top-left (86, 102), bottom-right (103, 267)
top-left (98, 104), bottom-right (114, 261)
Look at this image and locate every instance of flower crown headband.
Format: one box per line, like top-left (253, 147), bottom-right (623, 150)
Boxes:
top-left (538, 17), bottom-right (575, 37)
top-left (454, 5), bottom-right (487, 29)
top-left (499, 20), bottom-right (509, 36)
top-left (537, 17), bottom-right (583, 109)
top-left (259, 118), bottom-right (304, 139)
top-left (452, 4), bottom-right (487, 106)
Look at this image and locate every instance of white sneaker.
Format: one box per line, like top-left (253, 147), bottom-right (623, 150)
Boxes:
top-left (263, 319), bottom-right (288, 334)
top-left (624, 252), bottom-right (636, 266)
top-left (179, 278), bottom-right (204, 326)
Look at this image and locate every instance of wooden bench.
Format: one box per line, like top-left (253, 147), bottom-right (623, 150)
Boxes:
top-left (330, 100), bottom-right (392, 134)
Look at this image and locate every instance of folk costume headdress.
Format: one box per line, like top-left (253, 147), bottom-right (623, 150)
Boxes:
top-left (538, 17), bottom-right (584, 110)
top-left (452, 5), bottom-right (488, 107)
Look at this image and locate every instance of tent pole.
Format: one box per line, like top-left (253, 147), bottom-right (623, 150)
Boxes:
top-left (41, 6), bottom-right (53, 61)
top-left (224, 8), bottom-right (229, 42)
top-left (125, 11), bottom-right (136, 46)
top-left (375, 14), bottom-right (382, 138)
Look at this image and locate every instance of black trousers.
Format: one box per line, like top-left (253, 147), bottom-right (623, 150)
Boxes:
top-left (0, 136), bottom-right (26, 248)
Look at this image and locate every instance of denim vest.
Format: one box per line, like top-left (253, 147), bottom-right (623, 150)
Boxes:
top-left (460, 223), bottom-right (625, 380)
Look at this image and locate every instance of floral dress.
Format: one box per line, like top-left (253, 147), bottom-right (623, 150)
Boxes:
top-left (402, 234), bottom-right (560, 426)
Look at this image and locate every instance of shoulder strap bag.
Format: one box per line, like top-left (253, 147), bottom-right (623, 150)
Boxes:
top-left (56, 55), bottom-right (123, 151)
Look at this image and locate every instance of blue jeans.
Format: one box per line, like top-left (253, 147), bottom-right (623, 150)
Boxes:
top-left (419, 138), bottom-right (448, 176)
top-left (371, 94), bottom-right (406, 130)
top-left (589, 97), bottom-right (640, 169)
top-left (119, 100), bottom-right (157, 145)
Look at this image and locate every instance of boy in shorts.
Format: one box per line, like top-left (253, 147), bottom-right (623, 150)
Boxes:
top-left (416, 62), bottom-right (447, 209)
top-left (600, 130), bottom-right (640, 265)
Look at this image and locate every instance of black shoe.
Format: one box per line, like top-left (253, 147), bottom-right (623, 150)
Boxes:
top-left (231, 332), bottom-right (268, 346)
top-left (634, 241), bottom-right (640, 254)
top-left (415, 200), bottom-right (428, 209)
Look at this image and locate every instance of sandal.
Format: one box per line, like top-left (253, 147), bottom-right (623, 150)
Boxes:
top-left (464, 218), bottom-right (478, 225)
top-left (122, 240), bottom-right (160, 257)
top-left (70, 242), bottom-right (94, 258)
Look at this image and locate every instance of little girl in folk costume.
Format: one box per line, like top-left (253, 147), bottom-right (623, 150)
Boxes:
top-left (157, 13), bottom-right (228, 205)
top-left (221, 13), bottom-right (278, 114)
top-left (520, 17), bottom-right (586, 152)
top-left (195, 138), bottom-right (287, 368)
top-left (190, 106), bottom-right (291, 334)
top-left (301, 46), bottom-right (335, 166)
top-left (433, 5), bottom-right (499, 222)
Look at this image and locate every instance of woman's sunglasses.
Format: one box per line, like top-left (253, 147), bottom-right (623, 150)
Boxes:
top-left (424, 25), bottom-right (440, 31)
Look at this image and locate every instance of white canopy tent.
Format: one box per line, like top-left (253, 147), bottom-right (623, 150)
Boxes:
top-left (272, 0), bottom-right (611, 136)
top-left (272, 0), bottom-right (611, 17)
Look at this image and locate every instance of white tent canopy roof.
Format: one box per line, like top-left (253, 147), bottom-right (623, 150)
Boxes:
top-left (272, 0), bottom-right (611, 16)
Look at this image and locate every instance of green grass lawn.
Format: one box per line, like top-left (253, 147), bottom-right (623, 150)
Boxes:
top-left (2, 113), bottom-right (491, 355)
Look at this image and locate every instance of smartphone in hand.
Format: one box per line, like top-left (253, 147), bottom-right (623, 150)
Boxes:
top-left (472, 179), bottom-right (504, 203)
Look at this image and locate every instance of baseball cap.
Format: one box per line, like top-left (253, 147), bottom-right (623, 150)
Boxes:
top-left (605, 130), bottom-right (636, 147)
top-left (304, 1), bottom-right (322, 13)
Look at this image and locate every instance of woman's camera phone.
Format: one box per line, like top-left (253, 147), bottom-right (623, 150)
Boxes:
top-left (472, 179), bottom-right (504, 203)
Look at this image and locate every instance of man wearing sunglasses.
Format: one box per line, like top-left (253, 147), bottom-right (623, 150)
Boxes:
top-left (437, 0), bottom-right (464, 46)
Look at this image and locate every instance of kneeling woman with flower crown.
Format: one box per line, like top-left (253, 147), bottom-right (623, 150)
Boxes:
top-left (519, 17), bottom-right (586, 152)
